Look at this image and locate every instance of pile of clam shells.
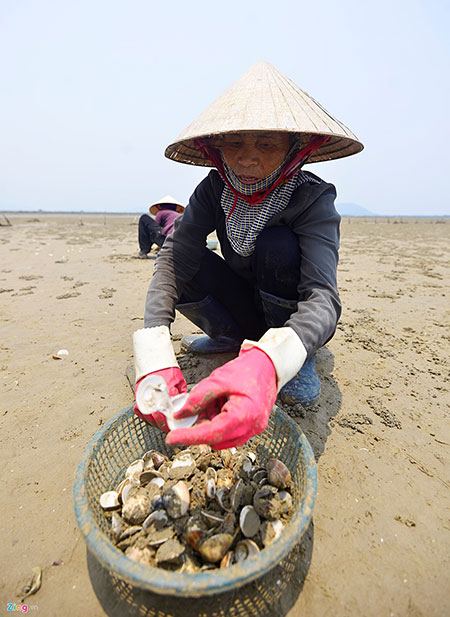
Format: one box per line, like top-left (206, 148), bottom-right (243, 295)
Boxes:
top-left (99, 445), bottom-right (294, 572)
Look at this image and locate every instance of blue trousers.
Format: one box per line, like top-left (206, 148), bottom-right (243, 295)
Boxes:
top-left (179, 226), bottom-right (301, 340)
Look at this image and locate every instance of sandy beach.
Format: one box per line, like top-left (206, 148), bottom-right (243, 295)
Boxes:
top-left (0, 213), bottom-right (449, 616)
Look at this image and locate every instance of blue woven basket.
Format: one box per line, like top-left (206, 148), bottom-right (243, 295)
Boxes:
top-left (73, 405), bottom-right (317, 598)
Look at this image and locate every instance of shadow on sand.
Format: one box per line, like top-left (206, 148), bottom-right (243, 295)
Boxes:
top-left (278, 346), bottom-right (342, 460)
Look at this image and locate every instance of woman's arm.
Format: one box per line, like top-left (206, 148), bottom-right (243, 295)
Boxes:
top-left (286, 184), bottom-right (341, 355)
top-left (238, 184), bottom-right (341, 390)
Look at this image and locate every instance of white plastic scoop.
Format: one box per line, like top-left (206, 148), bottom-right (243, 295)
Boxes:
top-left (135, 374), bottom-right (198, 431)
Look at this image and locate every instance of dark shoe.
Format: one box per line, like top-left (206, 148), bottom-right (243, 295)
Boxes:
top-left (137, 250), bottom-right (149, 259)
top-left (278, 356), bottom-right (321, 407)
top-left (181, 334), bottom-right (241, 354)
top-left (259, 289), bottom-right (320, 405)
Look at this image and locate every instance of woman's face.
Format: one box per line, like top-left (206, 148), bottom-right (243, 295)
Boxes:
top-left (217, 132), bottom-right (291, 184)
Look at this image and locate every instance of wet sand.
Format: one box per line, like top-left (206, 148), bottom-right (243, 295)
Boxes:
top-left (0, 213), bottom-right (449, 616)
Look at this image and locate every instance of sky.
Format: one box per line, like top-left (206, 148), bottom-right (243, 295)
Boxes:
top-left (0, 0), bottom-right (449, 216)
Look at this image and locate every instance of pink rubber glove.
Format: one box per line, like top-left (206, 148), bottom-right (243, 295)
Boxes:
top-left (165, 347), bottom-right (277, 449)
top-left (134, 366), bottom-right (187, 432)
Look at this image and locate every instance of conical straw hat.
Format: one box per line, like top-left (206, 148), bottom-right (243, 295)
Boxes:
top-left (149, 194), bottom-right (185, 215)
top-left (165, 61), bottom-right (363, 166)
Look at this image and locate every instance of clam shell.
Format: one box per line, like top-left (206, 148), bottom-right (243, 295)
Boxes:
top-left (185, 514), bottom-right (207, 534)
top-left (222, 512), bottom-right (236, 535)
top-left (142, 450), bottom-right (168, 470)
top-left (186, 529), bottom-right (205, 551)
top-left (169, 452), bottom-right (196, 480)
top-left (99, 490), bottom-right (120, 511)
top-left (247, 452), bottom-right (257, 463)
top-left (126, 545), bottom-right (153, 565)
top-left (153, 451), bottom-right (168, 469)
top-left (267, 458), bottom-right (291, 489)
top-left (119, 480), bottom-right (137, 504)
top-left (157, 462), bottom-right (171, 481)
top-left (234, 539), bottom-right (260, 562)
top-left (205, 467), bottom-right (217, 499)
top-left (198, 533), bottom-right (234, 563)
top-left (149, 476), bottom-right (165, 490)
top-left (220, 551), bottom-right (234, 568)
top-left (125, 459), bottom-right (144, 479)
top-left (136, 375), bottom-right (171, 416)
top-left (230, 478), bottom-right (245, 511)
top-left (146, 527), bottom-right (176, 547)
top-left (122, 494), bottom-right (151, 524)
top-left (141, 451), bottom-right (155, 471)
top-left (200, 511), bottom-right (224, 526)
top-left (260, 520), bottom-right (284, 547)
top-left (220, 449), bottom-right (232, 468)
top-left (240, 455), bottom-right (253, 476)
top-left (181, 555), bottom-right (201, 574)
top-left (251, 468), bottom-right (268, 485)
top-left (215, 487), bottom-right (233, 512)
top-left (139, 469), bottom-right (163, 485)
top-left (253, 485), bottom-right (281, 520)
top-left (155, 538), bottom-right (185, 564)
top-left (162, 481), bottom-right (190, 518)
top-left (278, 490), bottom-right (293, 514)
top-left (239, 505), bottom-right (261, 538)
top-left (188, 444), bottom-right (212, 458)
top-left (165, 392), bottom-right (194, 431)
top-left (116, 479), bottom-right (128, 499)
top-left (118, 525), bottom-right (143, 541)
top-left (142, 509), bottom-right (168, 530)
top-left (146, 481), bottom-right (163, 506)
top-left (111, 511), bottom-right (124, 536)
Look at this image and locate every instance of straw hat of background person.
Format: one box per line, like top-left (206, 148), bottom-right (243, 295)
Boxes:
top-left (149, 195), bottom-right (185, 216)
top-left (165, 61), bottom-right (364, 166)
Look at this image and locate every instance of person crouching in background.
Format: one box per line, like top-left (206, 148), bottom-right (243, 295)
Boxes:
top-left (137, 195), bottom-right (185, 259)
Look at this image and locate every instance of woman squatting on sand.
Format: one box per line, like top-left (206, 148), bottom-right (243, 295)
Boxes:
top-left (132, 61), bottom-right (363, 449)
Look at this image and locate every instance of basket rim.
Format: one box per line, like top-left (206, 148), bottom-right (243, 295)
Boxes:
top-left (73, 405), bottom-right (317, 597)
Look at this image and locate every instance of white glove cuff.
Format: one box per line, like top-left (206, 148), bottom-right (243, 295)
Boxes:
top-left (133, 326), bottom-right (179, 384)
top-left (241, 327), bottom-right (307, 390)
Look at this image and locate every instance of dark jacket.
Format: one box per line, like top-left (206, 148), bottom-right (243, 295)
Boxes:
top-left (144, 169), bottom-right (341, 355)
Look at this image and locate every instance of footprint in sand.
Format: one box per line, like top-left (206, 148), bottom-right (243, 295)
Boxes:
top-left (12, 286), bottom-right (37, 296)
top-left (366, 396), bottom-right (402, 429)
top-left (98, 287), bottom-right (116, 299)
top-left (56, 292), bottom-right (81, 300)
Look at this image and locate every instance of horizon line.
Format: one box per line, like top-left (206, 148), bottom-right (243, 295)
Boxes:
top-left (1, 210), bottom-right (449, 218)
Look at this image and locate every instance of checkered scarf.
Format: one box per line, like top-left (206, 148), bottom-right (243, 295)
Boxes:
top-left (220, 158), bottom-right (320, 257)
